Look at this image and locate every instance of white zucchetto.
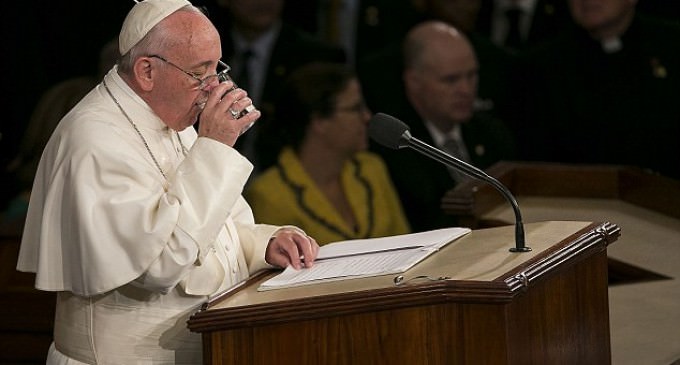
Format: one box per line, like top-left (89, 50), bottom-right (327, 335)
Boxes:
top-left (119, 0), bottom-right (191, 55)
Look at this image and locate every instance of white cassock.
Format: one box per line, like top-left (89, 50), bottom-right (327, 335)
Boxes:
top-left (17, 66), bottom-right (281, 364)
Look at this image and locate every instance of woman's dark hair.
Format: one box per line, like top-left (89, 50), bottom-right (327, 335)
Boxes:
top-left (274, 62), bottom-right (355, 150)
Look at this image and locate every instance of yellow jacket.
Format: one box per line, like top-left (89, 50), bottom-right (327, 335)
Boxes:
top-left (245, 147), bottom-right (411, 245)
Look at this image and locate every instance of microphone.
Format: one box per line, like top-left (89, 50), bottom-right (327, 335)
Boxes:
top-left (369, 113), bottom-right (531, 253)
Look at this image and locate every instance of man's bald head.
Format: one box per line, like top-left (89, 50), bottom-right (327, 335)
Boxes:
top-left (403, 20), bottom-right (473, 72)
top-left (402, 20), bottom-right (479, 131)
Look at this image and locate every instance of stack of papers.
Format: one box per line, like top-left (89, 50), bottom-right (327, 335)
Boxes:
top-left (258, 227), bottom-right (471, 291)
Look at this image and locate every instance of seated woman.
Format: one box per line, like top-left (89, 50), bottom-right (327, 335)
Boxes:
top-left (245, 62), bottom-right (410, 245)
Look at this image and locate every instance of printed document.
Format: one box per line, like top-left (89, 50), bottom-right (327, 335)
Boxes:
top-left (258, 227), bottom-right (471, 291)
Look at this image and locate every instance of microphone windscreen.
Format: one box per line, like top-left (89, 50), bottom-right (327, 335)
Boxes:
top-left (368, 113), bottom-right (410, 149)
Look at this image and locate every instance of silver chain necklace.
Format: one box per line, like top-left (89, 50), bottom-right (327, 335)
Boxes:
top-left (103, 79), bottom-right (188, 180)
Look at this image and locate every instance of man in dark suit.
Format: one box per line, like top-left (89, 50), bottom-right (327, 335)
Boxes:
top-left (282, 0), bottom-right (417, 66)
top-left (371, 21), bottom-right (516, 232)
top-left (475, 0), bottom-right (572, 52)
top-left (207, 0), bottom-right (346, 173)
top-left (357, 0), bottom-right (518, 133)
top-left (516, 0), bottom-right (680, 179)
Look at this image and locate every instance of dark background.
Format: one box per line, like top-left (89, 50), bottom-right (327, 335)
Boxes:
top-left (1, 0), bottom-right (678, 178)
top-left (1, 1), bottom-right (210, 173)
top-left (2, 2), bottom-right (130, 170)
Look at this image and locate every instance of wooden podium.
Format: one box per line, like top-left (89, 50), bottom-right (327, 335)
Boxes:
top-left (441, 161), bottom-right (680, 226)
top-left (188, 220), bottom-right (620, 365)
top-left (441, 161), bottom-right (680, 283)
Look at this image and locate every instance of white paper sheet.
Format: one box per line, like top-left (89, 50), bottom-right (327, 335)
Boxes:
top-left (258, 227), bottom-right (471, 291)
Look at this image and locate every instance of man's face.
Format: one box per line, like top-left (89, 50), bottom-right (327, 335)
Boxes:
top-left (151, 12), bottom-right (224, 131)
top-left (568, 0), bottom-right (636, 36)
top-left (405, 38), bottom-right (478, 129)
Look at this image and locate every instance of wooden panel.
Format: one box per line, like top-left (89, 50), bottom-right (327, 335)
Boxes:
top-left (200, 251), bottom-right (610, 365)
top-left (0, 332), bottom-right (52, 364)
top-left (617, 167), bottom-right (680, 218)
top-left (506, 251), bottom-right (610, 364)
top-left (204, 302), bottom-right (509, 365)
top-left (442, 161), bottom-right (680, 225)
top-left (0, 233), bottom-right (55, 364)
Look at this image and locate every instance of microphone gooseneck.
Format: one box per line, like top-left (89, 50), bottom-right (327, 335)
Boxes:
top-left (369, 113), bottom-right (531, 253)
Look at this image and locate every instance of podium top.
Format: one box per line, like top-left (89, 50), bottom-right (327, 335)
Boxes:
top-left (188, 220), bottom-right (620, 333)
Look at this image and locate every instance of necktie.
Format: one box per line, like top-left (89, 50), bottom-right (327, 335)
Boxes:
top-left (442, 138), bottom-right (471, 183)
top-left (504, 7), bottom-right (523, 50)
top-left (443, 138), bottom-right (470, 162)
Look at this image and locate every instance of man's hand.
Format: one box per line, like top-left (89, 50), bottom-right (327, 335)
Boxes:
top-left (198, 81), bottom-right (260, 146)
top-left (265, 228), bottom-right (319, 270)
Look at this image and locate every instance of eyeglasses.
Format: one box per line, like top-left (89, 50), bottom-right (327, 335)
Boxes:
top-left (149, 55), bottom-right (231, 91)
